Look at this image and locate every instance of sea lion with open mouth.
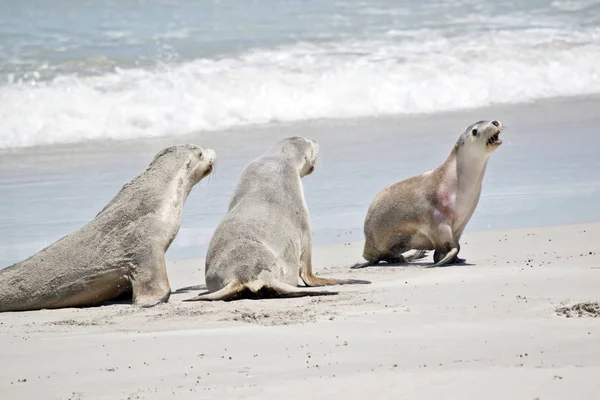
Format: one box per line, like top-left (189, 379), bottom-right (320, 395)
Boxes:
top-left (353, 120), bottom-right (503, 268)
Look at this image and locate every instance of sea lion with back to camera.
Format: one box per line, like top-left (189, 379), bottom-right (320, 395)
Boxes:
top-left (0, 144), bottom-right (216, 312)
top-left (185, 136), bottom-right (370, 302)
top-left (352, 120), bottom-right (503, 269)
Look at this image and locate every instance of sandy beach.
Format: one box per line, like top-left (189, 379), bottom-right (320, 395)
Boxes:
top-left (1, 222), bottom-right (599, 399)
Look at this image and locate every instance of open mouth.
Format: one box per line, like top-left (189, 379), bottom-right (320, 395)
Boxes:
top-left (487, 132), bottom-right (502, 146)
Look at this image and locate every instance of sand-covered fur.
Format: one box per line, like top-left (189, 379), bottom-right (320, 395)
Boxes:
top-left (186, 137), bottom-right (369, 301)
top-left (0, 145), bottom-right (216, 312)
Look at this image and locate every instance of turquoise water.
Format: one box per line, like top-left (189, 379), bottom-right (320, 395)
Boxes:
top-left (4, 0), bottom-right (597, 78)
top-left (1, 0), bottom-right (600, 148)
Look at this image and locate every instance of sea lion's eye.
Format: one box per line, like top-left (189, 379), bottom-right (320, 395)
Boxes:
top-left (471, 128), bottom-right (478, 136)
top-left (198, 150), bottom-right (203, 158)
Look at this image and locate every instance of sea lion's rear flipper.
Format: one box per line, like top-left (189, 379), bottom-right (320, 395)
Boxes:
top-left (350, 261), bottom-right (374, 269)
top-left (269, 280), bottom-right (339, 298)
top-left (184, 279), bottom-right (338, 301)
top-left (184, 280), bottom-right (243, 302)
top-left (404, 250), bottom-right (428, 262)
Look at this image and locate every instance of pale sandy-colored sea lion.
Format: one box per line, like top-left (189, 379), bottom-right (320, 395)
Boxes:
top-left (352, 120), bottom-right (503, 268)
top-left (0, 144), bottom-right (216, 312)
top-left (186, 136), bottom-right (370, 301)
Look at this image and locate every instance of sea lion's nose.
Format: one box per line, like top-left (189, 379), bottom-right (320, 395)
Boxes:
top-left (491, 120), bottom-right (500, 127)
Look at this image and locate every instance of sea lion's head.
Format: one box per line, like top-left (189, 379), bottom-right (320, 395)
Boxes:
top-left (277, 136), bottom-right (319, 177)
top-left (188, 145), bottom-right (217, 184)
top-left (458, 120), bottom-right (503, 154)
top-left (150, 144), bottom-right (216, 185)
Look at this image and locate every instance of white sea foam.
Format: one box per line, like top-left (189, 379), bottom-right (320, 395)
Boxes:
top-left (1, 28), bottom-right (600, 149)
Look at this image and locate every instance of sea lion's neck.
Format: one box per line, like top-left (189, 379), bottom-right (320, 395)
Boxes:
top-left (142, 165), bottom-right (195, 221)
top-left (452, 146), bottom-right (489, 189)
top-left (165, 168), bottom-right (195, 205)
top-left (148, 160), bottom-right (195, 193)
top-left (439, 145), bottom-right (490, 225)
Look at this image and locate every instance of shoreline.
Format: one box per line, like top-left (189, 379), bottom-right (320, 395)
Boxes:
top-left (1, 222), bottom-right (600, 399)
top-left (2, 92), bottom-right (600, 155)
top-left (2, 93), bottom-right (600, 267)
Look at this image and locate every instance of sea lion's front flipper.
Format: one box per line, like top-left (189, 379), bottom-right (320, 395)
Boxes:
top-left (431, 247), bottom-right (459, 267)
top-left (131, 252), bottom-right (171, 307)
top-left (300, 259), bottom-right (371, 286)
top-left (428, 224), bottom-right (461, 267)
top-left (433, 249), bottom-right (466, 265)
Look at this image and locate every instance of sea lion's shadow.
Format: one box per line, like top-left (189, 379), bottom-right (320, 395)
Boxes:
top-left (96, 285), bottom-right (207, 307)
top-left (102, 297), bottom-right (133, 306)
top-left (175, 286), bottom-right (338, 302)
top-left (375, 261), bottom-right (475, 268)
top-left (173, 284), bottom-right (207, 294)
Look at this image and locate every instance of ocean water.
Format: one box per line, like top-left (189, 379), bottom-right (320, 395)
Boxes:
top-left (1, 0), bottom-right (600, 268)
top-left (1, 0), bottom-right (600, 148)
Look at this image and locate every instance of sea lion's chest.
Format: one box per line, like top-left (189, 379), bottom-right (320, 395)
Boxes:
top-left (434, 167), bottom-right (482, 231)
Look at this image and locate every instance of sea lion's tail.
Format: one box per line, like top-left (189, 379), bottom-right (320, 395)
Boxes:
top-left (183, 279), bottom-right (338, 302)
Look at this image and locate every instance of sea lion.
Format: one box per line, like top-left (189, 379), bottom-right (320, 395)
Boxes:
top-left (186, 136), bottom-right (369, 302)
top-left (0, 144), bottom-right (216, 312)
top-left (352, 119), bottom-right (503, 269)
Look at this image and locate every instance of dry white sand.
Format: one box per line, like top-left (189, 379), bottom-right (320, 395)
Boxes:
top-left (1, 222), bottom-right (599, 399)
